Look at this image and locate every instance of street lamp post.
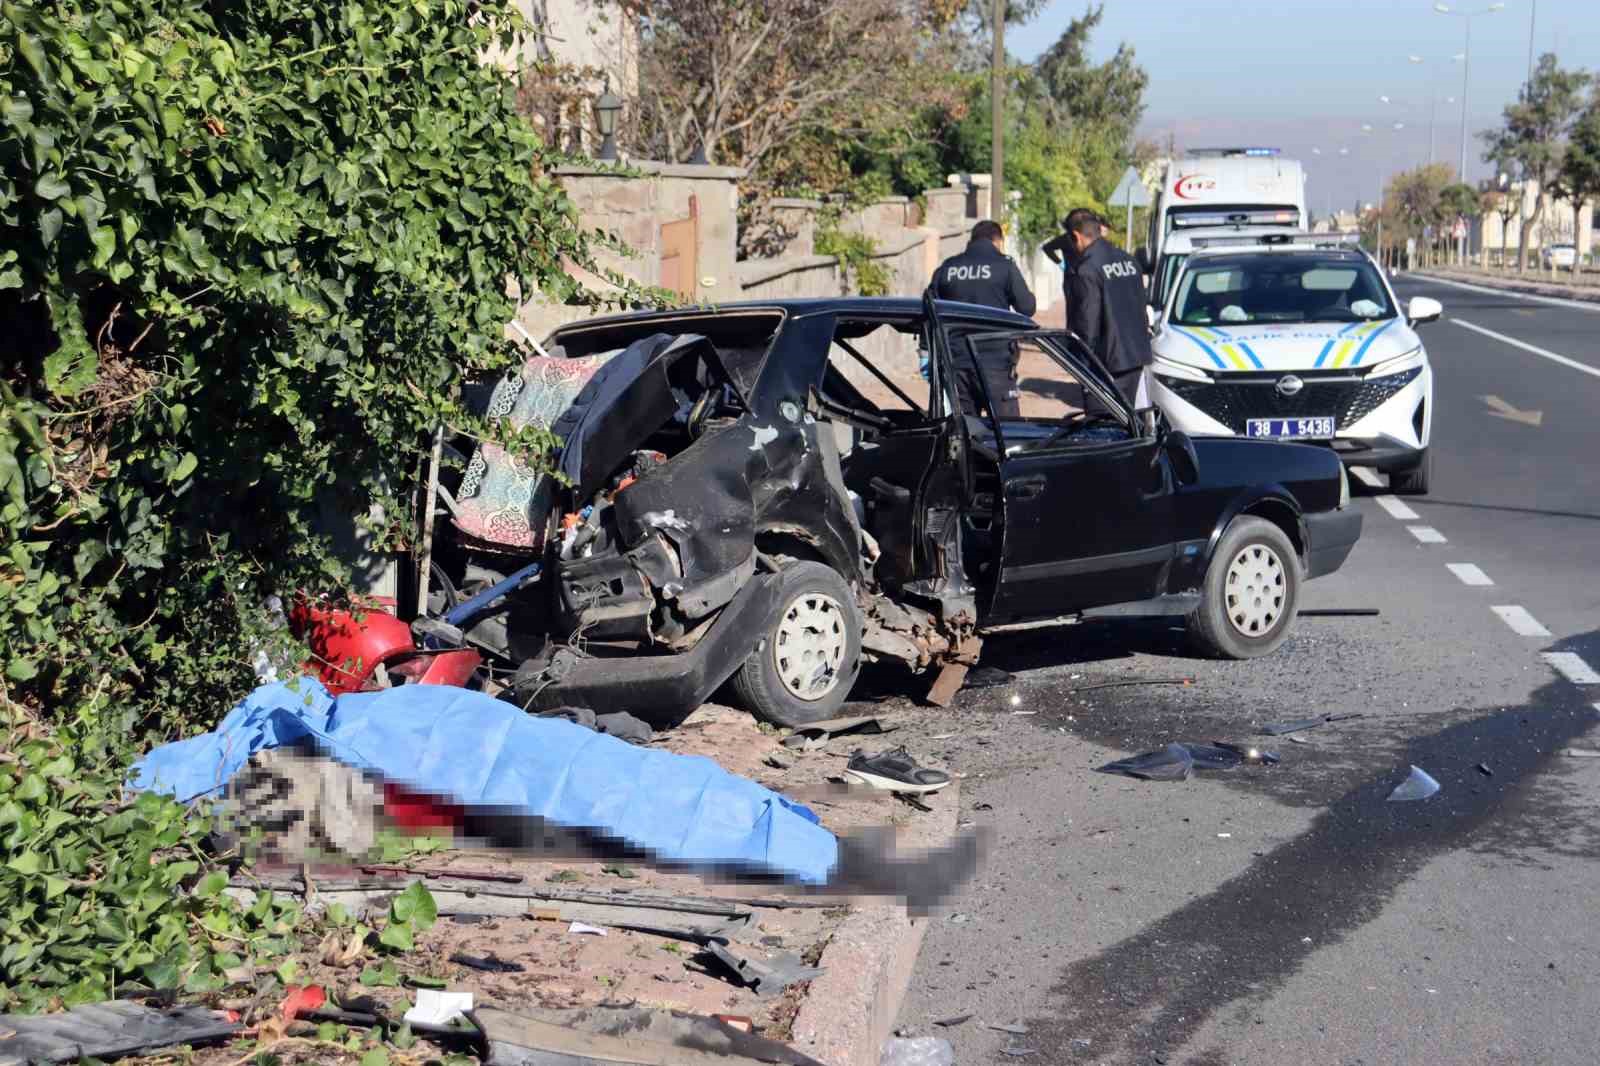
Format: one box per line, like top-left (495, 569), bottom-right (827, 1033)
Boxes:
top-left (1434, 3), bottom-right (1506, 185)
top-left (1406, 54), bottom-right (1463, 167)
top-left (1362, 121), bottom-right (1406, 270)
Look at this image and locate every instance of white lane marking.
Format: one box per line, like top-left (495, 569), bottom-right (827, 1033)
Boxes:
top-left (1447, 563), bottom-right (1494, 586)
top-left (1352, 467), bottom-right (1384, 488)
top-left (1409, 525), bottom-right (1447, 543)
top-left (1453, 319), bottom-right (1600, 382)
top-left (1420, 273), bottom-right (1600, 314)
top-left (1544, 652), bottom-right (1600, 685)
top-left (1375, 495), bottom-right (1420, 520)
top-left (1492, 605), bottom-right (1552, 637)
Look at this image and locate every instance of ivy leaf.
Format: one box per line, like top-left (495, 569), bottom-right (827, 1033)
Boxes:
top-left (193, 870), bottom-right (228, 899)
top-left (2, 95), bottom-right (32, 127)
top-left (34, 174), bottom-right (70, 200)
top-left (39, 207), bottom-right (63, 246)
top-left (171, 452), bottom-right (198, 483)
top-left (389, 882), bottom-right (436, 930)
top-left (89, 225), bottom-right (116, 268)
top-left (377, 922), bottom-right (413, 952)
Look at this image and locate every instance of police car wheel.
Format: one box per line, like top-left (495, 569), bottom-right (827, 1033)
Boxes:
top-left (1187, 517), bottom-right (1300, 660)
top-left (1389, 448), bottom-right (1430, 496)
top-left (731, 561), bottom-right (862, 728)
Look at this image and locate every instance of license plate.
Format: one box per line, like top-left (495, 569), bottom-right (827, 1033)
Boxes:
top-left (1246, 416), bottom-right (1335, 440)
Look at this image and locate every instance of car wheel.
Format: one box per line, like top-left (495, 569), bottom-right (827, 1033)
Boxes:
top-left (731, 561), bottom-right (862, 728)
top-left (1390, 448), bottom-right (1430, 495)
top-left (1188, 516), bottom-right (1300, 660)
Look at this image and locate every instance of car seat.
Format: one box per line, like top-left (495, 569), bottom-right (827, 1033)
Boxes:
top-left (452, 350), bottom-right (622, 551)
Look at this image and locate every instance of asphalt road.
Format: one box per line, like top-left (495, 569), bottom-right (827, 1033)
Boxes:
top-left (880, 273), bottom-right (1600, 1065)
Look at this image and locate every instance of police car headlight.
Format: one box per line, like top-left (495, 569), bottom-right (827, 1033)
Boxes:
top-left (1366, 346), bottom-right (1425, 378)
top-left (1151, 355), bottom-right (1213, 385)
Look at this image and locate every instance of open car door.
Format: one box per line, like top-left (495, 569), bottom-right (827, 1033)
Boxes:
top-left (959, 330), bottom-right (1177, 623)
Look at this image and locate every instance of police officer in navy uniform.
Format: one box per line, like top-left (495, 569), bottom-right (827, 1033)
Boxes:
top-left (929, 219), bottom-right (1036, 418)
top-left (1063, 207), bottom-right (1152, 412)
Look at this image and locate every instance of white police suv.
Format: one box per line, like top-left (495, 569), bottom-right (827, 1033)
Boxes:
top-left (1148, 235), bottom-right (1440, 494)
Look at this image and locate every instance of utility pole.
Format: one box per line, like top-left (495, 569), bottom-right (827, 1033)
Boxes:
top-left (990, 0), bottom-right (1005, 225)
top-left (1526, 0), bottom-right (1536, 83)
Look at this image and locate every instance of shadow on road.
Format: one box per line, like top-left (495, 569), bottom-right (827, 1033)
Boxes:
top-left (1403, 497), bottom-right (1600, 523)
top-left (1023, 627), bottom-right (1600, 1064)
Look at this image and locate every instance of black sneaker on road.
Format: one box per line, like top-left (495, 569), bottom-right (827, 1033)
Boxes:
top-left (845, 746), bottom-right (950, 794)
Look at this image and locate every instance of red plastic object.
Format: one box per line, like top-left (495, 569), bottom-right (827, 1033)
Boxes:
top-left (279, 984), bottom-right (326, 1024)
top-left (290, 601), bottom-right (416, 694)
top-left (388, 648), bottom-right (482, 688)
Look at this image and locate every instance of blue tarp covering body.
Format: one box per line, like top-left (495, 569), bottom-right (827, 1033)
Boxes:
top-left (130, 678), bottom-right (838, 885)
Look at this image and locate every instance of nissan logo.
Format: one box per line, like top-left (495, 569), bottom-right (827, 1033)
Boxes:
top-left (1275, 374), bottom-right (1305, 398)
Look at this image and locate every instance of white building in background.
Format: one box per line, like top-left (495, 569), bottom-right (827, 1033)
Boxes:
top-left (1477, 179), bottom-right (1594, 262)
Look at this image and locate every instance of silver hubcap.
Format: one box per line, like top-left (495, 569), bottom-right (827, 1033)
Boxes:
top-left (1224, 543), bottom-right (1287, 638)
top-left (774, 591), bottom-right (847, 701)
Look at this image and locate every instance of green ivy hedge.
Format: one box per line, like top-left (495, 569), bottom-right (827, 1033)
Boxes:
top-left (0, 0), bottom-right (629, 1009)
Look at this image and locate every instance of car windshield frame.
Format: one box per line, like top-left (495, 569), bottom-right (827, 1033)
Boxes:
top-left (1169, 253), bottom-right (1397, 327)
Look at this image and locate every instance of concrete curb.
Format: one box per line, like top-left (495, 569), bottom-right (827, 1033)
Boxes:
top-left (787, 781), bottom-right (961, 1066)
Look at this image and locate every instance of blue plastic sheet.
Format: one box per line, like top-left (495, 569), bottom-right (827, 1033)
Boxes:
top-left (130, 678), bottom-right (838, 885)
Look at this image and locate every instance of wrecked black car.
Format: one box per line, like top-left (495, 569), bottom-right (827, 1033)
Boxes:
top-left (421, 295), bottom-right (1362, 727)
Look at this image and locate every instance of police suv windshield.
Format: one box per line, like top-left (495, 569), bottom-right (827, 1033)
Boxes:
top-left (1171, 253), bottom-right (1395, 326)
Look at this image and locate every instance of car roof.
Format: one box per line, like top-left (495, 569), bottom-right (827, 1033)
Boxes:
top-left (551, 297), bottom-right (1037, 333)
top-left (1185, 246), bottom-right (1372, 266)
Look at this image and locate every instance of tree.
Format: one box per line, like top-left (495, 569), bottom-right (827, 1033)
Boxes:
top-left (1481, 53), bottom-right (1591, 271)
top-left (1034, 3), bottom-right (1149, 159)
top-left (1438, 182), bottom-right (1480, 265)
top-left (628, 0), bottom-right (936, 170)
top-left (1555, 88), bottom-right (1600, 274)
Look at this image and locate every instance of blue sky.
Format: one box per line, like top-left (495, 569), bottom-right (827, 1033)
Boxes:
top-left (1011, 0), bottom-right (1600, 213)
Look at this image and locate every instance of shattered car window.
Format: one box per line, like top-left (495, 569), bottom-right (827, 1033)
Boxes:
top-left (822, 320), bottom-right (930, 417)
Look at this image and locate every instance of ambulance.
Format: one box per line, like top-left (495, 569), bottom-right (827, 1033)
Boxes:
top-left (1138, 148), bottom-right (1308, 310)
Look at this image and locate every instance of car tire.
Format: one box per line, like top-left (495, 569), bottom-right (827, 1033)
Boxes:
top-left (1188, 516), bottom-right (1300, 660)
top-left (1390, 449), bottom-right (1430, 495)
top-left (731, 561), bottom-right (862, 728)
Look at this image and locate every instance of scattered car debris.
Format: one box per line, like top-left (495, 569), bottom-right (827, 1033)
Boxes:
top-left (703, 941), bottom-right (824, 998)
top-left (781, 715), bottom-right (896, 751)
top-left (1387, 764), bottom-right (1442, 802)
top-left (450, 952), bottom-right (525, 973)
top-left (477, 1004), bottom-right (828, 1066)
top-left (1065, 677), bottom-right (1195, 695)
top-left (999, 1048), bottom-right (1038, 1058)
top-left (1096, 743), bottom-right (1194, 781)
top-left (987, 1022), bottom-right (1030, 1036)
top-left (933, 1013), bottom-right (973, 1027)
top-left (538, 706), bottom-right (656, 745)
top-left (961, 666), bottom-right (1014, 690)
top-left (1476, 763), bottom-right (1494, 777)
top-left (1562, 747), bottom-right (1600, 758)
top-left (568, 921), bottom-right (609, 936)
top-left (0, 1002), bottom-right (240, 1066)
top-left (765, 749), bottom-right (796, 770)
top-left (1259, 712), bottom-right (1365, 736)
top-left (879, 1035), bottom-right (955, 1066)
top-left (844, 746), bottom-right (951, 793)
top-left (404, 989), bottom-right (475, 1027)
top-left (1097, 741), bottom-right (1278, 780)
top-left (1298, 608), bottom-right (1380, 617)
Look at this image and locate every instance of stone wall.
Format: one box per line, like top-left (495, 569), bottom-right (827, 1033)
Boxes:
top-left (518, 169), bottom-right (1059, 350)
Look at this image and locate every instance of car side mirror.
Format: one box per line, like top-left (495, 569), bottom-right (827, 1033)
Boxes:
top-left (1407, 296), bottom-right (1442, 326)
top-left (1163, 430), bottom-right (1200, 485)
top-left (1135, 246), bottom-right (1154, 275)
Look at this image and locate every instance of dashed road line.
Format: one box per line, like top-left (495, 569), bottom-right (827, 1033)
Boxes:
top-left (1375, 495), bottom-right (1420, 520)
top-left (1544, 652), bottom-right (1600, 685)
top-left (1454, 319), bottom-right (1600, 382)
top-left (1447, 563), bottom-right (1494, 586)
top-left (1409, 526), bottom-right (1447, 544)
top-left (1352, 467), bottom-right (1384, 489)
top-left (1492, 605), bottom-right (1552, 638)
